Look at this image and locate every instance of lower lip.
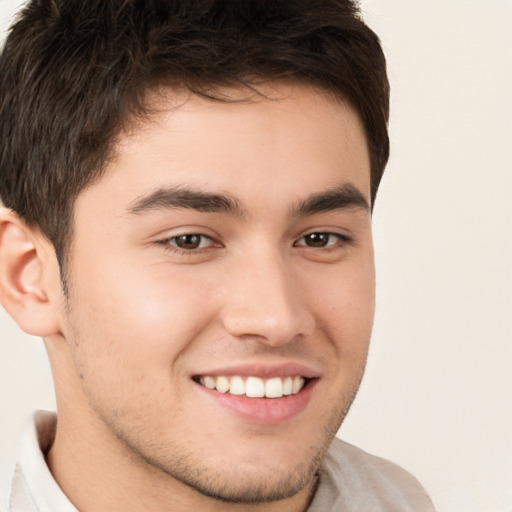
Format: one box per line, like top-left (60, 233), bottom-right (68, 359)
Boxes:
top-left (194, 379), bottom-right (317, 425)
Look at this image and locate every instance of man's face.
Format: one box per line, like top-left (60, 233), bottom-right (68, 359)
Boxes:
top-left (57, 83), bottom-right (375, 503)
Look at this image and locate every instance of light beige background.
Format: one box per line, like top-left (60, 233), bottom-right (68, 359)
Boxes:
top-left (1, 1), bottom-right (511, 511)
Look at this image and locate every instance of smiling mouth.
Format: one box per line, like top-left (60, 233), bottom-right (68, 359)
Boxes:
top-left (193, 375), bottom-right (309, 399)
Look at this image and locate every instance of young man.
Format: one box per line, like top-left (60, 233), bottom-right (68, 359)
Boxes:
top-left (0, 1), bottom-right (436, 510)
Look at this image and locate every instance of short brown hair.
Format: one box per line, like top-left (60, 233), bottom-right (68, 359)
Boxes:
top-left (0, 0), bottom-right (389, 267)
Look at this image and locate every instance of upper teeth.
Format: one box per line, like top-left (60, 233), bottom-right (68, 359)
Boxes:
top-left (198, 375), bottom-right (306, 398)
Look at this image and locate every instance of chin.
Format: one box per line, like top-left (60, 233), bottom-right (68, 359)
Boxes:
top-left (134, 414), bottom-right (338, 505)
top-left (168, 455), bottom-right (321, 504)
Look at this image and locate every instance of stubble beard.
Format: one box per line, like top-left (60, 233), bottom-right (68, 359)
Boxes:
top-left (63, 289), bottom-right (369, 505)
top-left (100, 372), bottom-right (365, 506)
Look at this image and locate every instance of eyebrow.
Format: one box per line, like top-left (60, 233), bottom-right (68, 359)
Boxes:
top-left (127, 182), bottom-right (369, 218)
top-left (292, 183), bottom-right (370, 216)
top-left (127, 186), bottom-right (246, 218)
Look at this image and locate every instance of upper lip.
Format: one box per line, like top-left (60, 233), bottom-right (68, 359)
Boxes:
top-left (192, 361), bottom-right (320, 380)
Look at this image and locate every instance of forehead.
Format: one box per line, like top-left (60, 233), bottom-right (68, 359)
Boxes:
top-left (79, 83), bottom-right (371, 215)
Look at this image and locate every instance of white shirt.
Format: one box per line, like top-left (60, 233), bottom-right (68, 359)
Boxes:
top-left (6, 411), bottom-right (436, 511)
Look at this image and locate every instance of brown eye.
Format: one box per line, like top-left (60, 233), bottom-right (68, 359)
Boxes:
top-left (295, 232), bottom-right (346, 248)
top-left (170, 234), bottom-right (212, 250)
top-left (304, 233), bottom-right (330, 247)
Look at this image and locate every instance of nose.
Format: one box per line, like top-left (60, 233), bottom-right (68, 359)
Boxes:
top-left (220, 250), bottom-right (315, 346)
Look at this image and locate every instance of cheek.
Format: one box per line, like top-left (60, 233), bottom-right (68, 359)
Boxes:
top-left (110, 251), bottom-right (216, 316)
top-left (314, 260), bottom-right (375, 354)
top-left (67, 256), bottom-right (220, 376)
top-left (315, 256), bottom-right (375, 313)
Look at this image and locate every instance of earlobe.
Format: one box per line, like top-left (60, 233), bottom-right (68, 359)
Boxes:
top-left (0, 208), bottom-right (62, 337)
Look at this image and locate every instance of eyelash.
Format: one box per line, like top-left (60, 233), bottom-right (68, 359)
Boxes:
top-left (158, 234), bottom-right (218, 254)
top-left (294, 232), bottom-right (351, 249)
top-left (157, 231), bottom-right (351, 254)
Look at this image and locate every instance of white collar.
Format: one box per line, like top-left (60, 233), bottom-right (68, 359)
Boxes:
top-left (8, 410), bottom-right (77, 512)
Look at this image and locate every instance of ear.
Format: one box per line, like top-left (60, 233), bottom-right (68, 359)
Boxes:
top-left (0, 208), bottom-right (62, 337)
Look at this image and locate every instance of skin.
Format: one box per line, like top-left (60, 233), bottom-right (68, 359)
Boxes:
top-left (0, 83), bottom-right (375, 511)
